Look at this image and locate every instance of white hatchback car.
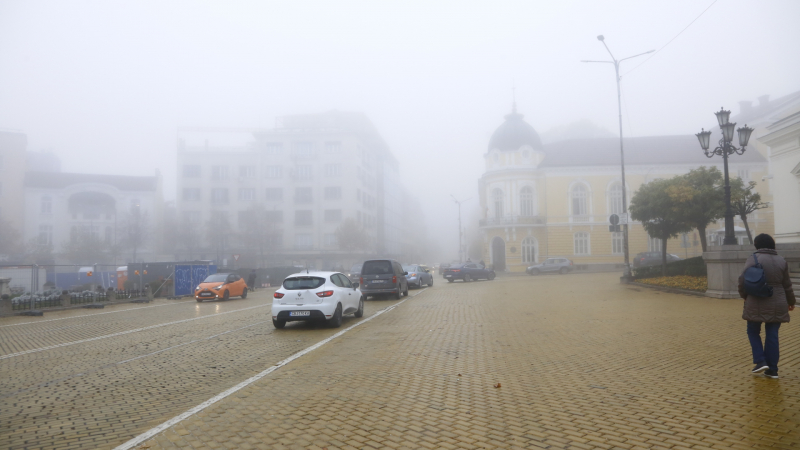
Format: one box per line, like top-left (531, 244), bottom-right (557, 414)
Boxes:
top-left (271, 271), bottom-right (364, 329)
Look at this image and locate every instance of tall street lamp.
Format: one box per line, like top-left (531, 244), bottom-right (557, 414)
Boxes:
top-left (695, 108), bottom-right (754, 245)
top-left (451, 195), bottom-right (470, 263)
top-left (582, 35), bottom-right (654, 280)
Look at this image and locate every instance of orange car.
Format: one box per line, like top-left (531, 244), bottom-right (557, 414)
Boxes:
top-left (195, 273), bottom-right (248, 302)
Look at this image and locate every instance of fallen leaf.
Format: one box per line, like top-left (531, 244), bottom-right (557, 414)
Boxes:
top-left (494, 383), bottom-right (501, 388)
top-left (457, 374), bottom-right (461, 377)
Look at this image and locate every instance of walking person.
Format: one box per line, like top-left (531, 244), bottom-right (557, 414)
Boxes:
top-left (247, 270), bottom-right (257, 292)
top-left (738, 234), bottom-right (796, 379)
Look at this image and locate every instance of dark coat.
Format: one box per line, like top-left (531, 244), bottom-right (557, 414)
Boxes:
top-left (738, 248), bottom-right (797, 323)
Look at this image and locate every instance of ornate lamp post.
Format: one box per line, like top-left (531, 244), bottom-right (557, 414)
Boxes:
top-left (695, 108), bottom-right (754, 245)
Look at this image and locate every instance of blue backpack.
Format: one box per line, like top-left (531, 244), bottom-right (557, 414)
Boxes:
top-left (743, 253), bottom-right (773, 298)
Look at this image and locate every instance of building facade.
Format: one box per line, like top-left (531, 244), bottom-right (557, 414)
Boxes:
top-left (176, 111), bottom-right (406, 269)
top-left (478, 104), bottom-right (773, 273)
top-left (0, 131), bottom-right (27, 234)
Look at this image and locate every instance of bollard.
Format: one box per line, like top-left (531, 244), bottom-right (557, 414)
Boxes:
top-left (60, 290), bottom-right (71, 307)
top-left (145, 284), bottom-right (154, 302)
top-left (0, 294), bottom-right (11, 316)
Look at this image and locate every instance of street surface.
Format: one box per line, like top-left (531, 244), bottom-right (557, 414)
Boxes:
top-left (3, 273), bottom-right (800, 449)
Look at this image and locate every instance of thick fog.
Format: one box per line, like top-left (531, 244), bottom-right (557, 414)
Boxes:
top-left (1, 0), bottom-right (799, 263)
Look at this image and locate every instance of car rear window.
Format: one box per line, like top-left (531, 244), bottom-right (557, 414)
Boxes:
top-left (350, 264), bottom-right (361, 273)
top-left (283, 276), bottom-right (326, 290)
top-left (362, 261), bottom-right (393, 275)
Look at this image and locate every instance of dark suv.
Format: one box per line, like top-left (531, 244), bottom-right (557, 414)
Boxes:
top-left (359, 259), bottom-right (409, 299)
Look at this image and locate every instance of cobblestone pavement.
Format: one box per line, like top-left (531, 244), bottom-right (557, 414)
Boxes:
top-left (0, 288), bottom-right (410, 450)
top-left (132, 273), bottom-right (800, 450)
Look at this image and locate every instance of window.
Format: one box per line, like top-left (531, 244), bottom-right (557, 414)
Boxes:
top-left (521, 237), bottom-right (536, 263)
top-left (574, 232), bottom-right (590, 255)
top-left (295, 187), bottom-right (313, 203)
top-left (737, 169), bottom-right (750, 181)
top-left (183, 165), bottom-right (201, 177)
top-left (265, 210), bottom-right (283, 223)
top-left (295, 233), bottom-right (313, 249)
top-left (211, 188), bottom-right (229, 204)
top-left (324, 186), bottom-right (341, 200)
top-left (325, 142), bottom-right (342, 154)
top-left (239, 166), bottom-right (256, 178)
top-left (41, 196), bottom-right (52, 214)
top-left (265, 188), bottom-right (283, 201)
top-left (324, 209), bottom-right (342, 223)
top-left (295, 210), bottom-right (313, 226)
top-left (293, 142), bottom-right (314, 157)
top-left (211, 166), bottom-right (229, 180)
top-left (571, 184), bottom-right (589, 217)
top-left (238, 188), bottom-right (256, 201)
top-left (296, 165), bottom-right (312, 180)
top-left (182, 188), bottom-right (201, 201)
top-left (608, 182), bottom-right (624, 215)
top-left (265, 165), bottom-right (283, 178)
top-left (648, 236), bottom-right (662, 252)
top-left (519, 187), bottom-right (534, 217)
top-left (265, 143), bottom-right (283, 155)
top-left (38, 224), bottom-right (53, 246)
top-left (324, 164), bottom-right (341, 177)
top-left (612, 232), bottom-right (624, 255)
top-left (324, 233), bottom-right (338, 247)
top-left (493, 188), bottom-right (504, 218)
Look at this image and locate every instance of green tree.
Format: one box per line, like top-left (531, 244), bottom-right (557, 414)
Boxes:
top-left (629, 178), bottom-right (693, 276)
top-left (666, 166), bottom-right (725, 252)
top-left (730, 177), bottom-right (768, 244)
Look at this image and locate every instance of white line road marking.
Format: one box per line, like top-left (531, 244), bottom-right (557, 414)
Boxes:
top-left (0, 300), bottom-right (197, 328)
top-left (113, 288), bottom-right (427, 450)
top-left (0, 304), bottom-right (270, 360)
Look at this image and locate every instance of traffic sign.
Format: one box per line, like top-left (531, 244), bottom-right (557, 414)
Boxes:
top-left (609, 214), bottom-right (619, 225)
top-left (233, 254), bottom-right (240, 262)
top-left (618, 213), bottom-right (628, 224)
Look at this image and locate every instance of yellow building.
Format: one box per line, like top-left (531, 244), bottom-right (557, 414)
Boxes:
top-left (478, 104), bottom-right (773, 273)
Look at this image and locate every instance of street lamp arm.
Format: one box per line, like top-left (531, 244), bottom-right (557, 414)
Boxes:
top-left (619, 49), bottom-right (655, 62)
top-left (580, 60), bottom-right (614, 64)
top-left (600, 39), bottom-right (616, 61)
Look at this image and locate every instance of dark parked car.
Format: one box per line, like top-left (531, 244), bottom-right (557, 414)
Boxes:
top-left (443, 263), bottom-right (496, 282)
top-left (359, 259), bottom-right (409, 299)
top-left (438, 263), bottom-right (451, 275)
top-left (526, 258), bottom-right (573, 275)
top-left (346, 263), bottom-right (363, 283)
top-left (633, 252), bottom-right (682, 268)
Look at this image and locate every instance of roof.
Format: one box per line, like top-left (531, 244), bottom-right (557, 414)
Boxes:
top-left (24, 172), bottom-right (160, 191)
top-left (488, 106), bottom-right (544, 151)
top-left (732, 90), bottom-right (800, 126)
top-left (540, 135), bottom-right (766, 167)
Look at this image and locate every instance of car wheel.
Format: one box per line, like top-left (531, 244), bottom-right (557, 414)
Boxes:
top-left (222, 290), bottom-right (229, 301)
top-left (328, 303), bottom-right (343, 328)
top-left (272, 319), bottom-right (286, 329)
top-left (395, 289), bottom-right (401, 300)
top-left (241, 288), bottom-right (248, 299)
top-left (488, 272), bottom-right (496, 280)
top-left (464, 274), bottom-right (472, 282)
top-left (403, 285), bottom-right (409, 296)
top-left (559, 267), bottom-right (568, 275)
top-left (354, 296), bottom-right (364, 318)
top-left (428, 277), bottom-right (433, 287)
top-left (447, 278), bottom-right (454, 283)
top-left (531, 269), bottom-right (540, 276)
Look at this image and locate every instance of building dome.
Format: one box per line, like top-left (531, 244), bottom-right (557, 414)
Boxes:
top-left (488, 105), bottom-right (543, 151)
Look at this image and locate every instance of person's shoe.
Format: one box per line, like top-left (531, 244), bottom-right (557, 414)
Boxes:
top-left (763, 369), bottom-right (779, 379)
top-left (752, 363), bottom-right (769, 374)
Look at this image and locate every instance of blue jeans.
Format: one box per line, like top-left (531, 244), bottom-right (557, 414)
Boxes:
top-left (747, 321), bottom-right (781, 372)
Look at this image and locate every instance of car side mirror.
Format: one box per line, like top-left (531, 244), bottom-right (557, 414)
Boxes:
top-left (403, 271), bottom-right (408, 275)
top-left (353, 282), bottom-right (359, 289)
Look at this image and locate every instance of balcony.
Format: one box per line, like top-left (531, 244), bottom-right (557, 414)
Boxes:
top-left (479, 216), bottom-right (545, 227)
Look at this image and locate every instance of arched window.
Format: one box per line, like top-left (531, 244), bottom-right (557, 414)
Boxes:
top-left (571, 184), bottom-right (589, 217)
top-left (492, 188), bottom-right (504, 218)
top-left (521, 237), bottom-right (537, 263)
top-left (520, 186), bottom-right (535, 217)
top-left (608, 182), bottom-right (624, 215)
top-left (574, 232), bottom-right (590, 255)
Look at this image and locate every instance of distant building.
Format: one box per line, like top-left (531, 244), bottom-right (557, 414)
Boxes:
top-left (176, 111), bottom-right (407, 269)
top-left (478, 102), bottom-right (774, 273)
top-left (26, 150), bottom-right (62, 173)
top-left (0, 131), bottom-right (28, 234)
top-left (23, 172), bottom-right (163, 263)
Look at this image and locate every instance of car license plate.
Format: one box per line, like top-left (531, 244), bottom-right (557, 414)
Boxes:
top-left (290, 311), bottom-right (310, 317)
top-left (371, 280), bottom-right (385, 283)
top-left (445, 275), bottom-right (452, 278)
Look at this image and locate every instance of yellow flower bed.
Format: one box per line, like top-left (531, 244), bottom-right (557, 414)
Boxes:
top-left (638, 275), bottom-right (708, 292)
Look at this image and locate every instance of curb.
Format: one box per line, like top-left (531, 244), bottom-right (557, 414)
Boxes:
top-left (628, 281), bottom-right (707, 297)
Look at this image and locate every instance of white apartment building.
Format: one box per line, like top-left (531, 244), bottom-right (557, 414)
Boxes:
top-left (176, 111), bottom-right (406, 269)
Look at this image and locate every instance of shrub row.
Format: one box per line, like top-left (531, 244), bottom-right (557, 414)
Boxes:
top-left (633, 256), bottom-right (707, 279)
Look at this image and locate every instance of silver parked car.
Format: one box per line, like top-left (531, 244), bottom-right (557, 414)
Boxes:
top-left (403, 264), bottom-right (434, 288)
top-left (526, 258), bottom-right (573, 275)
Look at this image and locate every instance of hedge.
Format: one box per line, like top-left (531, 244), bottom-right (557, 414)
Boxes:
top-left (633, 256), bottom-right (707, 279)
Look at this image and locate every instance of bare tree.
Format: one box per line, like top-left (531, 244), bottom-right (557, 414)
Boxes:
top-left (207, 215), bottom-right (232, 264)
top-left (336, 218), bottom-right (369, 253)
top-left (731, 177), bottom-right (769, 245)
top-left (119, 208), bottom-right (150, 262)
top-left (238, 204), bottom-right (280, 267)
top-left (0, 218), bottom-right (24, 257)
top-left (61, 228), bottom-right (111, 264)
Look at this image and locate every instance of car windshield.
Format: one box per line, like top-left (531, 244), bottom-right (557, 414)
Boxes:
top-left (362, 261), bottom-right (393, 275)
top-left (283, 276), bottom-right (326, 290)
top-left (350, 264), bottom-right (361, 273)
top-left (203, 274), bottom-right (229, 283)
top-left (402, 265), bottom-right (416, 272)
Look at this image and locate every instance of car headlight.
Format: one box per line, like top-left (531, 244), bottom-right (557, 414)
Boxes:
top-left (214, 284), bottom-right (223, 290)
top-left (195, 285), bottom-right (201, 291)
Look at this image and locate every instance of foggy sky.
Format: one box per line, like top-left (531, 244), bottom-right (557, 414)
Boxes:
top-left (2, 0), bottom-right (799, 260)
